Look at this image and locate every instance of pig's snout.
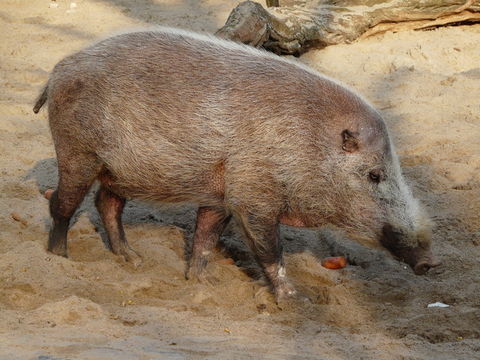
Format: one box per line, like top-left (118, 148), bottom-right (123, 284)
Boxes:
top-left (413, 256), bottom-right (441, 275)
top-left (381, 224), bottom-right (441, 275)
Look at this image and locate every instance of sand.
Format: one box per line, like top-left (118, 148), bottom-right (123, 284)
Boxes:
top-left (1, 1), bottom-right (479, 359)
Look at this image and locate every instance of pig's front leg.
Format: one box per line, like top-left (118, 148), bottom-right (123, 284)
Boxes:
top-left (186, 206), bottom-right (231, 281)
top-left (236, 210), bottom-right (296, 302)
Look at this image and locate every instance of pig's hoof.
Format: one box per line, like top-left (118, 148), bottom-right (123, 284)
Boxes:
top-left (121, 248), bottom-right (142, 268)
top-left (185, 257), bottom-right (208, 280)
top-left (199, 272), bottom-right (220, 286)
top-left (186, 267), bottom-right (219, 286)
top-left (275, 282), bottom-right (297, 300)
top-left (275, 284), bottom-right (311, 307)
top-left (276, 292), bottom-right (311, 310)
top-left (48, 247), bottom-right (68, 258)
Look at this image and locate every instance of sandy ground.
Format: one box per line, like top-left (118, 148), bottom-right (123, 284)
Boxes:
top-left (1, 1), bottom-right (479, 359)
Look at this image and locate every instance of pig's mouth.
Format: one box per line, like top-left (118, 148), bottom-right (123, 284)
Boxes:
top-left (381, 224), bottom-right (441, 275)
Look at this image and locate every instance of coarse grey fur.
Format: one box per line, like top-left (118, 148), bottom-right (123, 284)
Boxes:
top-left (34, 27), bottom-right (439, 300)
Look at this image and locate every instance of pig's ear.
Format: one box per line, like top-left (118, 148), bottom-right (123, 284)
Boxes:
top-left (341, 129), bottom-right (359, 152)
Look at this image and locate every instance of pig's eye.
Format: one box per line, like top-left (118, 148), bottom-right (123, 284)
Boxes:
top-left (369, 170), bottom-right (383, 183)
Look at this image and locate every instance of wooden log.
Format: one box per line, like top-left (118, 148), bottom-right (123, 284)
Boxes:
top-left (266, 0), bottom-right (280, 7)
top-left (216, 0), bottom-right (480, 55)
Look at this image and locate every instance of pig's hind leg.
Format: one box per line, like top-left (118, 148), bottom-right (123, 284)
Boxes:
top-left (186, 206), bottom-right (231, 281)
top-left (95, 179), bottom-right (142, 268)
top-left (48, 151), bottom-right (102, 257)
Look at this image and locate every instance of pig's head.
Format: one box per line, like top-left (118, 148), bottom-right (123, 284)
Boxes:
top-left (312, 103), bottom-right (440, 275)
